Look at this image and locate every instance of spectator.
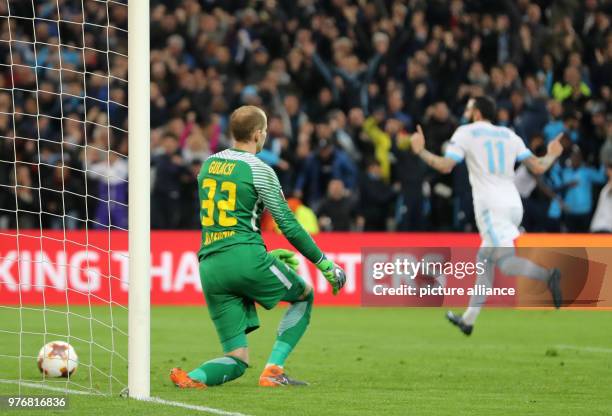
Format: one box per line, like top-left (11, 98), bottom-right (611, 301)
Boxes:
top-left (151, 134), bottom-right (187, 229)
top-left (358, 159), bottom-right (396, 231)
top-left (422, 102), bottom-right (457, 155)
top-left (560, 146), bottom-right (607, 232)
top-left (390, 128), bottom-right (428, 231)
top-left (582, 104), bottom-right (609, 163)
top-left (257, 114), bottom-right (292, 189)
top-left (281, 94), bottom-right (308, 145)
top-left (543, 100), bottom-right (565, 142)
top-left (8, 165), bottom-right (40, 229)
top-left (88, 151), bottom-right (128, 230)
top-left (547, 109), bottom-right (581, 144)
top-left (552, 66), bottom-right (591, 109)
top-left (40, 161), bottom-right (86, 230)
top-left (318, 179), bottom-right (356, 231)
top-left (294, 136), bottom-right (357, 209)
top-left (361, 110), bottom-right (392, 182)
top-left (422, 102), bottom-right (457, 230)
top-left (329, 109), bottom-right (360, 162)
top-left (179, 159), bottom-right (203, 229)
top-left (386, 90), bottom-right (412, 131)
top-left (519, 135), bottom-right (561, 232)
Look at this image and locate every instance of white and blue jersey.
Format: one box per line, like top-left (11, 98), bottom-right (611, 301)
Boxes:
top-left (444, 121), bottom-right (533, 246)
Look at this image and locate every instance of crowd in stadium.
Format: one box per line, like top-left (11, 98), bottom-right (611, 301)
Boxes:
top-left (1, 0), bottom-right (611, 233)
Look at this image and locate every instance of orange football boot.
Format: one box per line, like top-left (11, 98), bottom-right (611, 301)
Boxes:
top-left (258, 365), bottom-right (308, 387)
top-left (169, 367), bottom-right (206, 389)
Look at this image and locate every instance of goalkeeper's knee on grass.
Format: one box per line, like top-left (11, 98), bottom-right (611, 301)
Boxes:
top-left (267, 290), bottom-right (314, 368)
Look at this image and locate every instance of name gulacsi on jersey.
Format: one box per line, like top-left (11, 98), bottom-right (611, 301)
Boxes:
top-left (197, 148), bottom-right (324, 264)
top-left (195, 149), bottom-right (267, 253)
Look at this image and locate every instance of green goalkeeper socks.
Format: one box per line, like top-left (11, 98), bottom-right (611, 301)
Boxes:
top-left (266, 291), bottom-right (313, 367)
top-left (267, 340), bottom-right (293, 367)
top-left (188, 356), bottom-right (247, 386)
top-left (189, 292), bottom-right (313, 385)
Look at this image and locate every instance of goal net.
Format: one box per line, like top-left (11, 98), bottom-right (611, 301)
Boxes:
top-left (0, 0), bottom-right (148, 398)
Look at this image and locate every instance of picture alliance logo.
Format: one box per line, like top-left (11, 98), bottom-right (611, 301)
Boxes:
top-left (361, 247), bottom-right (525, 306)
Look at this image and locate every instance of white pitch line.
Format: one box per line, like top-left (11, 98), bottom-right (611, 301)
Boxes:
top-left (0, 379), bottom-right (98, 395)
top-left (556, 344), bottom-right (612, 354)
top-left (144, 396), bottom-right (252, 416)
top-left (0, 379), bottom-right (252, 416)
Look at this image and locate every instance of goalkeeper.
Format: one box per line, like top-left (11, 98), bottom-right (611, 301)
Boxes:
top-left (170, 105), bottom-right (346, 389)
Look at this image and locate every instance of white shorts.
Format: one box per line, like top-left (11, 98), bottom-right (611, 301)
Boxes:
top-left (475, 205), bottom-right (523, 247)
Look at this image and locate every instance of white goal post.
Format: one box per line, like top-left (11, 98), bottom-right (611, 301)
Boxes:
top-left (127, 0), bottom-right (150, 400)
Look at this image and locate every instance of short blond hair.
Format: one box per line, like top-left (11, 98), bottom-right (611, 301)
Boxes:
top-left (229, 105), bottom-right (267, 142)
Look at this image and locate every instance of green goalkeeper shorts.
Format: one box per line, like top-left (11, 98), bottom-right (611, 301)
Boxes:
top-left (199, 244), bottom-right (308, 352)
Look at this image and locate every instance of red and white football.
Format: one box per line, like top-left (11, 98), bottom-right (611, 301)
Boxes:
top-left (37, 341), bottom-right (78, 378)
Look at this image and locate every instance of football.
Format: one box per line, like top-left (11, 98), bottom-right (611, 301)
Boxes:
top-left (37, 341), bottom-right (78, 378)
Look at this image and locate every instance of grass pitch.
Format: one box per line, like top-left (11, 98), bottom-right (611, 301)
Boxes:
top-left (0, 306), bottom-right (611, 415)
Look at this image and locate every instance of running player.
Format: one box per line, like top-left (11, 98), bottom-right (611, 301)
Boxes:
top-left (410, 96), bottom-right (564, 335)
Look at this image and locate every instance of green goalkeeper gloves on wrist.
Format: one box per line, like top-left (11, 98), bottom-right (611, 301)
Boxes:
top-left (269, 249), bottom-right (299, 272)
top-left (317, 258), bottom-right (346, 295)
top-left (269, 250), bottom-right (346, 295)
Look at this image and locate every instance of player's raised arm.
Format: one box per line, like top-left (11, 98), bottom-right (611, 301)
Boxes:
top-left (252, 162), bottom-right (346, 294)
top-left (411, 124), bottom-right (458, 174)
top-left (522, 133), bottom-right (564, 175)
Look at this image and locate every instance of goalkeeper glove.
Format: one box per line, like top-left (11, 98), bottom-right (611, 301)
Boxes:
top-left (269, 249), bottom-right (299, 272)
top-left (317, 259), bottom-right (346, 295)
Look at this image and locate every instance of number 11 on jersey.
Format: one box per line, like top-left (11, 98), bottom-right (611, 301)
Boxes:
top-left (484, 140), bottom-right (505, 174)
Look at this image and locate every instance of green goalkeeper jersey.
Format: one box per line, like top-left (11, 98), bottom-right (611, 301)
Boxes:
top-left (197, 148), bottom-right (324, 264)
